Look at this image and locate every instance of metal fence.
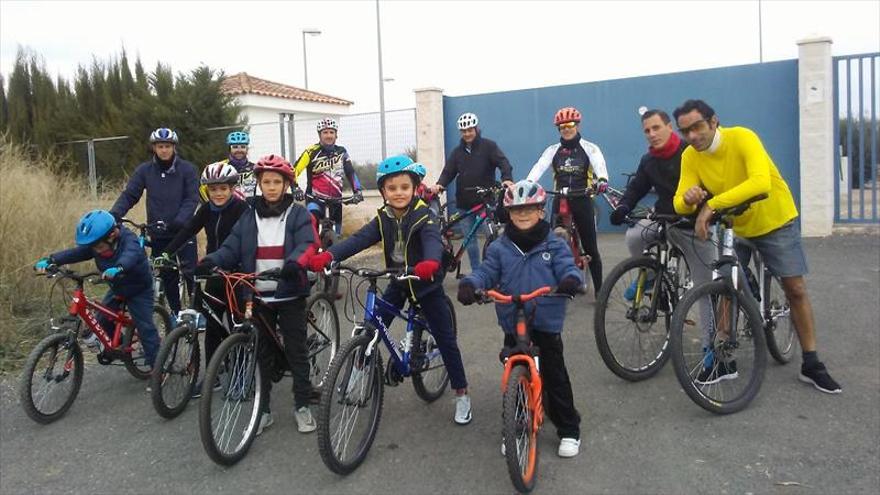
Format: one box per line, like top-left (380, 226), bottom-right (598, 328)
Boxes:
top-left (833, 52), bottom-right (880, 223)
top-left (54, 108), bottom-right (417, 197)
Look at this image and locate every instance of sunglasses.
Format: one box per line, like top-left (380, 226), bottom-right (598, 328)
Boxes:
top-left (230, 144), bottom-right (248, 150)
top-left (557, 122), bottom-right (578, 130)
top-left (677, 119), bottom-right (709, 135)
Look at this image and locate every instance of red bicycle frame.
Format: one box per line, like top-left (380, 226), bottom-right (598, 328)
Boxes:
top-left (68, 286), bottom-right (133, 352)
top-left (555, 195), bottom-right (589, 270)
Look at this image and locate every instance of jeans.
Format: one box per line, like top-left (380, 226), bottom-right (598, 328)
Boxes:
top-left (457, 211), bottom-right (485, 272)
top-left (376, 285), bottom-right (469, 391)
top-left (504, 330), bottom-right (580, 439)
top-left (98, 288), bottom-right (160, 367)
top-left (625, 220), bottom-right (662, 257)
top-left (150, 236), bottom-right (197, 314)
top-left (667, 227), bottom-right (717, 348)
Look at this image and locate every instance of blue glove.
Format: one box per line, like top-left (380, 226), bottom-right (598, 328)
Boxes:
top-left (34, 257), bottom-right (52, 271)
top-left (102, 266), bottom-right (123, 280)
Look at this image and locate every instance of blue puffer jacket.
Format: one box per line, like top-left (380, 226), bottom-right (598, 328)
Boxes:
top-left (462, 229), bottom-right (583, 334)
top-left (50, 227), bottom-right (153, 298)
top-left (110, 155), bottom-right (200, 239)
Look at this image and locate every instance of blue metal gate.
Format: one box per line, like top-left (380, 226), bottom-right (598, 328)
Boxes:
top-left (833, 52), bottom-right (880, 223)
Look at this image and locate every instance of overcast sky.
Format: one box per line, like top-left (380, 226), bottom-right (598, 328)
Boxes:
top-left (1, 0), bottom-right (878, 114)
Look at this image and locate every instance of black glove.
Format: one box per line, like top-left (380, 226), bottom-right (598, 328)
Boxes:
top-left (352, 190), bottom-right (364, 204)
top-left (280, 261), bottom-right (302, 279)
top-left (556, 276), bottom-right (583, 296)
top-left (293, 188), bottom-right (305, 202)
top-left (609, 205), bottom-right (631, 226)
top-left (457, 282), bottom-right (477, 306)
top-left (194, 259), bottom-right (216, 277)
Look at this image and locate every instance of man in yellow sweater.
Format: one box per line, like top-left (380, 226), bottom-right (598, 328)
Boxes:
top-left (672, 99), bottom-right (841, 394)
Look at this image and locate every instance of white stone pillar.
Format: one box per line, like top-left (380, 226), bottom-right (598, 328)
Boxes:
top-left (797, 36), bottom-right (834, 237)
top-left (414, 88), bottom-right (445, 184)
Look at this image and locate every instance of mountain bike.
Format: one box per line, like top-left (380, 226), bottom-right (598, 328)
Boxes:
top-left (593, 211), bottom-right (693, 381)
top-left (302, 192), bottom-right (362, 297)
top-left (122, 218), bottom-right (189, 318)
top-left (198, 269), bottom-right (339, 466)
top-left (669, 194), bottom-right (771, 414)
top-left (316, 265), bottom-right (456, 475)
top-left (477, 286), bottom-right (572, 493)
top-left (437, 184), bottom-right (505, 279)
top-left (20, 266), bottom-right (170, 424)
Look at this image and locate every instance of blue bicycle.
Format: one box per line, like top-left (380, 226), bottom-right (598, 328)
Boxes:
top-left (438, 184), bottom-right (505, 279)
top-left (316, 264), bottom-right (457, 474)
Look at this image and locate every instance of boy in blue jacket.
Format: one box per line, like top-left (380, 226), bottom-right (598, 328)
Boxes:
top-left (309, 155), bottom-right (473, 425)
top-left (457, 179), bottom-right (584, 458)
top-left (34, 210), bottom-right (161, 368)
top-left (110, 128), bottom-right (200, 315)
top-left (196, 155), bottom-right (319, 436)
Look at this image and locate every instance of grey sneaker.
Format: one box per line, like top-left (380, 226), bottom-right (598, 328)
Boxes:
top-left (294, 406), bottom-right (317, 433)
top-left (454, 394), bottom-right (472, 425)
top-left (256, 412), bottom-right (274, 436)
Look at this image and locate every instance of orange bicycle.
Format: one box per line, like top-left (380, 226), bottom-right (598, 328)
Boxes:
top-left (478, 286), bottom-right (571, 493)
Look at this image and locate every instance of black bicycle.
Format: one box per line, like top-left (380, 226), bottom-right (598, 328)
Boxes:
top-left (436, 184), bottom-right (505, 279)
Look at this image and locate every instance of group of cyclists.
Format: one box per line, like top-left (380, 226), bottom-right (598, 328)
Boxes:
top-left (31, 97), bottom-right (840, 470)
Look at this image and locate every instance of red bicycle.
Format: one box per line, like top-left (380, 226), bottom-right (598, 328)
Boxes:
top-left (19, 266), bottom-right (169, 424)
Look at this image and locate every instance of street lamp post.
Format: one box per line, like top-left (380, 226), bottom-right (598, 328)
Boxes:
top-left (302, 29), bottom-right (321, 89)
top-left (375, 0), bottom-right (388, 160)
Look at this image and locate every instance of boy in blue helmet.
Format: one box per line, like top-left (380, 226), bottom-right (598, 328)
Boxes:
top-left (34, 210), bottom-right (161, 369)
top-left (309, 154), bottom-right (473, 425)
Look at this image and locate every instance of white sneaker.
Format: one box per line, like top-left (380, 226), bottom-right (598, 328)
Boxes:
top-left (256, 412), bottom-right (274, 436)
top-left (294, 406), bottom-right (317, 433)
top-left (557, 437), bottom-right (580, 458)
top-left (454, 394), bottom-right (472, 425)
top-left (501, 439), bottom-right (506, 457)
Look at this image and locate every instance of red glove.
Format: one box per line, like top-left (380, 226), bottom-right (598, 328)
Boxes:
top-left (596, 180), bottom-right (608, 194)
top-left (413, 260), bottom-right (440, 281)
top-left (309, 251), bottom-right (333, 272)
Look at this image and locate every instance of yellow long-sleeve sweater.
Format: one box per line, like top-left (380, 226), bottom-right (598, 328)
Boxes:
top-left (673, 126), bottom-right (798, 238)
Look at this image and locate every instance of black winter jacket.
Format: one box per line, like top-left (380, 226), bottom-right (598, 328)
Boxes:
top-left (620, 141), bottom-right (688, 215)
top-left (163, 198), bottom-right (250, 256)
top-left (437, 134), bottom-right (513, 209)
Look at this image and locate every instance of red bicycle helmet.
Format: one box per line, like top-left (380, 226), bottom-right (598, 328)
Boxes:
top-left (254, 154), bottom-right (295, 183)
top-left (554, 107), bottom-right (582, 126)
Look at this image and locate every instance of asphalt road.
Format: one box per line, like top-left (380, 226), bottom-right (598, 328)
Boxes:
top-left (2, 234), bottom-right (878, 495)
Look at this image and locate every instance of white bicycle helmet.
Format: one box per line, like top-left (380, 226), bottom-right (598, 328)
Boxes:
top-left (316, 117), bottom-right (338, 132)
top-left (457, 112), bottom-right (479, 130)
top-left (504, 180), bottom-right (547, 208)
top-left (149, 127), bottom-right (179, 144)
top-left (201, 161), bottom-right (239, 185)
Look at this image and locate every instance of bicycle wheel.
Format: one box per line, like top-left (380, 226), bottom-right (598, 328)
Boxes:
top-left (317, 332), bottom-right (384, 475)
top-left (151, 324), bottom-right (200, 419)
top-left (594, 257), bottom-right (671, 381)
top-left (764, 273), bottom-right (796, 364)
top-left (412, 296), bottom-right (456, 402)
top-left (122, 305), bottom-right (171, 380)
top-left (199, 332), bottom-right (264, 466)
top-left (670, 280), bottom-right (767, 414)
top-left (19, 331), bottom-right (83, 424)
top-left (503, 364), bottom-right (539, 493)
top-left (306, 293), bottom-right (341, 389)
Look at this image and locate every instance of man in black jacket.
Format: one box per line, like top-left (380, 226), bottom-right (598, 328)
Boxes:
top-left (431, 112), bottom-right (514, 271)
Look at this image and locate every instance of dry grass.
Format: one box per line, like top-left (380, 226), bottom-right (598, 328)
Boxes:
top-left (0, 137), bottom-right (144, 371)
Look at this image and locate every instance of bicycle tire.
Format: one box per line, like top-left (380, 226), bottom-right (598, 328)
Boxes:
top-left (412, 296), bottom-right (456, 402)
top-left (306, 292), bottom-right (341, 389)
top-left (19, 331), bottom-right (83, 424)
top-left (503, 364), bottom-right (539, 493)
top-left (317, 332), bottom-right (384, 475)
top-left (670, 280), bottom-right (767, 414)
top-left (764, 273), bottom-right (796, 364)
top-left (594, 256), bottom-right (671, 381)
top-left (123, 305), bottom-right (171, 380)
top-left (199, 332), bottom-right (264, 466)
top-left (151, 324), bottom-right (200, 419)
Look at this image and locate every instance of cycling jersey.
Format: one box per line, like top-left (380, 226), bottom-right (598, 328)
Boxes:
top-left (199, 157), bottom-right (257, 202)
top-left (293, 144), bottom-right (361, 199)
top-left (526, 137), bottom-right (608, 190)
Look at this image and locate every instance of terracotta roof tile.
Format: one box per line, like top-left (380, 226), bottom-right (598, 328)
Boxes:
top-left (221, 72), bottom-right (352, 106)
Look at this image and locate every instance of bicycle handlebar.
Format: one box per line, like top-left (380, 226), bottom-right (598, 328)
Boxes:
top-left (477, 286), bottom-right (571, 305)
top-left (304, 192), bottom-right (362, 205)
top-left (326, 263), bottom-right (421, 282)
top-left (710, 194), bottom-right (768, 222)
top-left (547, 187), bottom-right (594, 198)
top-left (121, 218), bottom-right (166, 233)
top-left (37, 266), bottom-right (102, 284)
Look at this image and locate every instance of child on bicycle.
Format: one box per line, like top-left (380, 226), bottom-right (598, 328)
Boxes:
top-left (34, 209), bottom-right (161, 369)
top-left (195, 155), bottom-right (319, 436)
top-left (456, 179), bottom-right (584, 458)
top-left (308, 154), bottom-right (474, 425)
top-left (156, 161), bottom-right (249, 398)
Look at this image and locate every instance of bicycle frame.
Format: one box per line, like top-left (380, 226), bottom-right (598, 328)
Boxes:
top-left (443, 202), bottom-right (494, 264)
top-left (360, 285), bottom-right (429, 378)
top-left (67, 286), bottom-right (133, 352)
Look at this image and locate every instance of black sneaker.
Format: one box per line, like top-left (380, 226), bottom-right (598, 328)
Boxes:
top-left (695, 360), bottom-right (739, 385)
top-left (799, 362), bottom-right (842, 394)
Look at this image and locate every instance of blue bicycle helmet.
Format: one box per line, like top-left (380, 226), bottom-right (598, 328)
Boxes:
top-left (376, 155), bottom-right (418, 187)
top-left (150, 127), bottom-right (179, 144)
top-left (226, 131), bottom-right (250, 145)
top-left (75, 210), bottom-right (117, 246)
top-left (406, 163), bottom-right (427, 179)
